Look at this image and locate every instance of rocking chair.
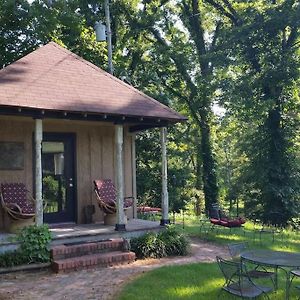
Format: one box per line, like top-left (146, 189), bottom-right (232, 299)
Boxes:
top-left (0, 183), bottom-right (35, 220)
top-left (93, 179), bottom-right (133, 215)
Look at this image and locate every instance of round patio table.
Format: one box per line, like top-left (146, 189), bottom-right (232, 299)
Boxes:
top-left (241, 250), bottom-right (300, 300)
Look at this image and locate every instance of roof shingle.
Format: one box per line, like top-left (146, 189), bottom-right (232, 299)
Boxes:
top-left (0, 42), bottom-right (186, 122)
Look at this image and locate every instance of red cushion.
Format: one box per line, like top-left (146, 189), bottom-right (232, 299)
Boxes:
top-left (220, 219), bottom-right (242, 228)
top-left (210, 218), bottom-right (222, 225)
top-left (239, 217), bottom-right (246, 224)
top-left (1, 183), bottom-right (34, 214)
top-left (138, 206), bottom-right (162, 213)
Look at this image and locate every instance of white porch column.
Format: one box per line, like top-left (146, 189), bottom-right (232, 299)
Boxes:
top-left (131, 133), bottom-right (137, 218)
top-left (160, 127), bottom-right (170, 226)
top-left (115, 124), bottom-right (126, 231)
top-left (35, 119), bottom-right (43, 226)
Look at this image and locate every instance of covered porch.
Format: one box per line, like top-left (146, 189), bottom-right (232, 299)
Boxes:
top-left (0, 42), bottom-right (186, 233)
top-left (0, 219), bottom-right (162, 253)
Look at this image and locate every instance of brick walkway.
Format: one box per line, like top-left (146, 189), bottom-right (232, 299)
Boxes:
top-left (0, 238), bottom-right (227, 300)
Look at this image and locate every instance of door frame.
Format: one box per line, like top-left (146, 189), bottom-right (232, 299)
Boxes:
top-left (34, 132), bottom-right (77, 224)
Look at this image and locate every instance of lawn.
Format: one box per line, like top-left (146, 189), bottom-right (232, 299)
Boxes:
top-left (118, 217), bottom-right (300, 299)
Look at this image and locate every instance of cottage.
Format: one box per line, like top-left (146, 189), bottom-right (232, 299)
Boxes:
top-left (0, 42), bottom-right (186, 232)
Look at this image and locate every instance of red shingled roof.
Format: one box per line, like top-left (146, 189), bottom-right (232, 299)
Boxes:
top-left (0, 42), bottom-right (186, 122)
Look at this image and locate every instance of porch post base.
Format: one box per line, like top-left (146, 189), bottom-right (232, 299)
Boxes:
top-left (115, 224), bottom-right (126, 231)
top-left (160, 219), bottom-right (170, 226)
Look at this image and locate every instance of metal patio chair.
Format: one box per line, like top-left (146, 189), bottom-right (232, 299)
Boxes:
top-left (0, 183), bottom-right (35, 220)
top-left (254, 212), bottom-right (285, 243)
top-left (93, 179), bottom-right (133, 214)
top-left (227, 242), bottom-right (277, 289)
top-left (216, 256), bottom-right (272, 299)
top-left (287, 269), bottom-right (300, 299)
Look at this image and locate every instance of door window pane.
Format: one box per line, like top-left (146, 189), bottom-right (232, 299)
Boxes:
top-left (42, 142), bottom-right (66, 213)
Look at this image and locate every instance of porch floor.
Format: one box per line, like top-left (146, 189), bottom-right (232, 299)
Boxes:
top-left (50, 218), bottom-right (161, 240)
top-left (0, 219), bottom-right (162, 252)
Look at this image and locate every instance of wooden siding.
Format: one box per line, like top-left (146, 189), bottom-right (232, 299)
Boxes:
top-left (0, 116), bottom-right (134, 229)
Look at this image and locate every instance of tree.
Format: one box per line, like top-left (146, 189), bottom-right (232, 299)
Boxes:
top-left (0, 0), bottom-right (38, 67)
top-left (209, 0), bottom-right (300, 224)
top-left (116, 0), bottom-right (220, 213)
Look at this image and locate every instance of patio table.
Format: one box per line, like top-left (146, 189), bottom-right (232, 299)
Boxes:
top-left (241, 250), bottom-right (300, 300)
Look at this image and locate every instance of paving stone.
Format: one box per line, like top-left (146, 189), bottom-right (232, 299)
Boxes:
top-left (0, 239), bottom-right (227, 300)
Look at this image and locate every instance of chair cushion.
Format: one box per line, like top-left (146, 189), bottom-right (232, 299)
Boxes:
top-left (94, 179), bottom-right (134, 212)
top-left (94, 179), bottom-right (116, 205)
top-left (220, 219), bottom-right (242, 228)
top-left (210, 218), bottom-right (222, 225)
top-left (239, 217), bottom-right (246, 224)
top-left (1, 183), bottom-right (34, 214)
top-left (138, 206), bottom-right (162, 213)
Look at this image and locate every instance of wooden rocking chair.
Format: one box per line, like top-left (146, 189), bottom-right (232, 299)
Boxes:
top-left (93, 179), bottom-right (133, 215)
top-left (0, 183), bottom-right (35, 220)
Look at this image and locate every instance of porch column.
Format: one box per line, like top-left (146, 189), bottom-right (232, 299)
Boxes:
top-left (115, 124), bottom-right (126, 231)
top-left (131, 133), bottom-right (137, 218)
top-left (35, 119), bottom-right (43, 226)
top-left (160, 127), bottom-right (170, 226)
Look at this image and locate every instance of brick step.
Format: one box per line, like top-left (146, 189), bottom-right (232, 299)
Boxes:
top-left (52, 251), bottom-right (136, 273)
top-left (51, 238), bottom-right (125, 260)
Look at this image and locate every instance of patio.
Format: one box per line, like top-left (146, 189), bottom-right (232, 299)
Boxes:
top-left (0, 238), bottom-right (226, 300)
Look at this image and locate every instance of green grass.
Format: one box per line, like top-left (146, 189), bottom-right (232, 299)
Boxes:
top-left (118, 262), bottom-right (300, 299)
top-left (118, 217), bottom-right (300, 299)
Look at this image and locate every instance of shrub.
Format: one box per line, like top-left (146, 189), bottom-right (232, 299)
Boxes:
top-left (18, 224), bottom-right (52, 263)
top-left (0, 224), bottom-right (52, 268)
top-left (130, 226), bottom-right (189, 259)
top-left (130, 232), bottom-right (166, 259)
top-left (0, 251), bottom-right (26, 268)
top-left (158, 226), bottom-right (189, 256)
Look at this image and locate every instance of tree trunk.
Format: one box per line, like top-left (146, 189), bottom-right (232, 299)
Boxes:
top-left (199, 108), bottom-right (218, 213)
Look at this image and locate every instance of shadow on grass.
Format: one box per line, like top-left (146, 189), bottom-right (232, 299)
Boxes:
top-left (178, 221), bottom-right (300, 253)
top-left (118, 262), bottom-right (298, 300)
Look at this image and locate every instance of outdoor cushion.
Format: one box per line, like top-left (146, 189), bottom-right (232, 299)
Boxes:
top-left (220, 219), bottom-right (242, 228)
top-left (137, 206), bottom-right (162, 213)
top-left (210, 218), bottom-right (222, 225)
top-left (94, 179), bottom-right (133, 215)
top-left (0, 183), bottom-right (35, 220)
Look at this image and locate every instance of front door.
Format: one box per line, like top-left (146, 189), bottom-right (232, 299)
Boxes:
top-left (42, 133), bottom-right (76, 223)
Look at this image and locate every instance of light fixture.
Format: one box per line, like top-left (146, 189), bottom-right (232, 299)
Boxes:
top-left (94, 0), bottom-right (113, 75)
top-left (94, 21), bottom-right (106, 42)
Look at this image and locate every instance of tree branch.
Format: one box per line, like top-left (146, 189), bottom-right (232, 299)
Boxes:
top-left (181, 0), bottom-right (210, 75)
top-left (204, 0), bottom-right (238, 25)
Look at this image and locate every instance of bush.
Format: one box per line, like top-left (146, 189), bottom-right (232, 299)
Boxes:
top-left (130, 226), bottom-right (189, 259)
top-left (158, 226), bottom-right (189, 256)
top-left (18, 224), bottom-right (52, 263)
top-left (0, 224), bottom-right (52, 268)
top-left (0, 251), bottom-right (27, 268)
top-left (130, 232), bottom-right (166, 259)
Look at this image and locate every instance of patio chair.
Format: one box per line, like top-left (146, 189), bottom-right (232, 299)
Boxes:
top-left (93, 179), bottom-right (133, 215)
top-left (216, 256), bottom-right (272, 299)
top-left (227, 242), bottom-right (277, 289)
top-left (0, 183), bottom-right (35, 220)
top-left (254, 212), bottom-right (285, 243)
top-left (287, 269), bottom-right (300, 299)
top-left (208, 204), bottom-right (245, 229)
